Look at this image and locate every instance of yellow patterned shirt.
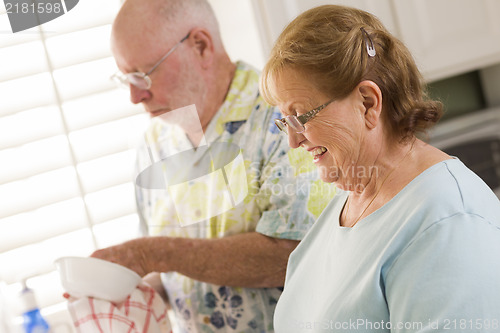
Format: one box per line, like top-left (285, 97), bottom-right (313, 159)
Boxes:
top-left (135, 61), bottom-right (336, 333)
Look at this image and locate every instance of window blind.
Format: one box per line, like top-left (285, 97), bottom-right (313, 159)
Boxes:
top-left (0, 1), bottom-right (148, 331)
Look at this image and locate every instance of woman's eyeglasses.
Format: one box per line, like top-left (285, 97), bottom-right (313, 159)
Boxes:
top-left (274, 99), bottom-right (334, 134)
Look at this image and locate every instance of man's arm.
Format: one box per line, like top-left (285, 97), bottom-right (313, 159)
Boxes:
top-left (91, 232), bottom-right (298, 288)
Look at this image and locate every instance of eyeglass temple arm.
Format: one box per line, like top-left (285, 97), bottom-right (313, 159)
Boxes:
top-left (296, 100), bottom-right (332, 125)
top-left (297, 109), bottom-right (319, 125)
top-left (145, 32), bottom-right (191, 76)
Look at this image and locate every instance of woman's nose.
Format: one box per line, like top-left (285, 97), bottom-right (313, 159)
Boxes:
top-left (287, 131), bottom-right (304, 149)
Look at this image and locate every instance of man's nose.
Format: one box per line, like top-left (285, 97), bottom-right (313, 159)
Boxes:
top-left (129, 84), bottom-right (151, 104)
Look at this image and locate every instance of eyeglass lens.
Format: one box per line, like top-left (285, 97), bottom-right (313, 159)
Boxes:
top-left (285, 116), bottom-right (305, 132)
top-left (126, 73), bottom-right (151, 90)
top-left (275, 116), bottom-right (305, 134)
top-left (275, 119), bottom-right (288, 133)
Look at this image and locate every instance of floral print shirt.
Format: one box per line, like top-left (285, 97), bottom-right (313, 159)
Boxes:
top-left (135, 61), bottom-right (336, 333)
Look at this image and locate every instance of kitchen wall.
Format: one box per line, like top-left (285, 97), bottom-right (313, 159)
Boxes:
top-left (208, 0), bottom-right (265, 70)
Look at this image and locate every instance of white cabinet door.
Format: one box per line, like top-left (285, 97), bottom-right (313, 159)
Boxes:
top-left (251, 0), bottom-right (396, 58)
top-left (292, 0), bottom-right (397, 34)
top-left (252, 0), bottom-right (500, 82)
top-left (392, 0), bottom-right (500, 82)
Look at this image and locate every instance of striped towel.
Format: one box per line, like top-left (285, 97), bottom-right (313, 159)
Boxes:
top-left (68, 283), bottom-right (171, 333)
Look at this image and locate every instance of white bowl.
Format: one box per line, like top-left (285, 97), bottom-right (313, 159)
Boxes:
top-left (55, 256), bottom-right (141, 303)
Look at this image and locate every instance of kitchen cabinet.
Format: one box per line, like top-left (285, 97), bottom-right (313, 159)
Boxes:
top-left (393, 0), bottom-right (500, 81)
top-left (251, 0), bottom-right (395, 58)
top-left (251, 0), bottom-right (500, 82)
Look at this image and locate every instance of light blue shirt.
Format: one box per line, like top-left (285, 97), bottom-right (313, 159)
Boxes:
top-left (274, 159), bottom-right (500, 332)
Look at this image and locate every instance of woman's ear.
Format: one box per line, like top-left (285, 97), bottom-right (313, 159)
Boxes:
top-left (189, 28), bottom-right (214, 69)
top-left (357, 80), bottom-right (382, 129)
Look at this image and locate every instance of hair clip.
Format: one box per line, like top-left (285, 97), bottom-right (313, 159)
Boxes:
top-left (360, 28), bottom-right (376, 57)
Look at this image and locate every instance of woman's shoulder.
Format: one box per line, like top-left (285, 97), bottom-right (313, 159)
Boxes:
top-left (401, 157), bottom-right (500, 227)
top-left (440, 159), bottom-right (499, 220)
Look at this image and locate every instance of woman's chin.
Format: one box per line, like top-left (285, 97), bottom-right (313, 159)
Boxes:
top-left (318, 166), bottom-right (338, 183)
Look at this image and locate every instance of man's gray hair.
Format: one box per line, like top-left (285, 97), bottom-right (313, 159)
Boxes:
top-left (158, 0), bottom-right (222, 45)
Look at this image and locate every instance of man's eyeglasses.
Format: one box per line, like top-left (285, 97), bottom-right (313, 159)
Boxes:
top-left (275, 99), bottom-right (334, 134)
top-left (111, 32), bottom-right (190, 90)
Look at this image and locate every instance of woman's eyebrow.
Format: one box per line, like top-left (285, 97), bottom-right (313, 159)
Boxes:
top-left (278, 101), bottom-right (295, 116)
top-left (280, 96), bottom-right (316, 116)
top-left (289, 98), bottom-right (318, 114)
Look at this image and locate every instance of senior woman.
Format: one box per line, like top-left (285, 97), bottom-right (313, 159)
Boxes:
top-left (260, 5), bottom-right (500, 333)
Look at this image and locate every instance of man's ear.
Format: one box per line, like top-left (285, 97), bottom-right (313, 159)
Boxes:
top-left (189, 28), bottom-right (214, 69)
top-left (357, 80), bottom-right (382, 129)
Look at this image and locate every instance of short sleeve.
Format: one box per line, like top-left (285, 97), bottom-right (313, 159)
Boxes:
top-left (385, 213), bottom-right (500, 332)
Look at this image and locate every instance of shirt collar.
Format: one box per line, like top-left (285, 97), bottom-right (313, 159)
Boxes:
top-left (211, 61), bottom-right (260, 130)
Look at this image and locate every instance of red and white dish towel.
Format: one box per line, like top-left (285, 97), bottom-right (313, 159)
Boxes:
top-left (67, 283), bottom-right (172, 333)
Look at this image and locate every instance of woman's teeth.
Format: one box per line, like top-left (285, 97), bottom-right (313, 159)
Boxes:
top-left (312, 147), bottom-right (327, 159)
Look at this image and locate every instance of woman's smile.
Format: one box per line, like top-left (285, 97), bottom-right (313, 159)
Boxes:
top-left (309, 146), bottom-right (328, 162)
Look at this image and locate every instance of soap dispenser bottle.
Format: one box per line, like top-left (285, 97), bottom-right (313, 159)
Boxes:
top-left (19, 281), bottom-right (50, 333)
